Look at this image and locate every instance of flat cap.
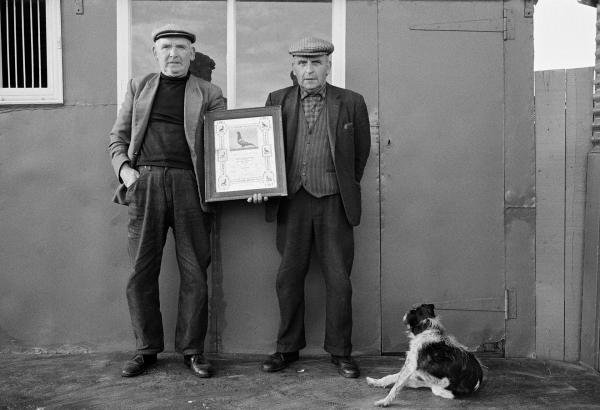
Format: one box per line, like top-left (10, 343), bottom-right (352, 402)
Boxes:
top-left (152, 23), bottom-right (196, 43)
top-left (288, 36), bottom-right (334, 56)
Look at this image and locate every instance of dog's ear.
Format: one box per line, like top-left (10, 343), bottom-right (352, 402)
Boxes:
top-left (423, 304), bottom-right (435, 316)
top-left (411, 317), bottom-right (431, 335)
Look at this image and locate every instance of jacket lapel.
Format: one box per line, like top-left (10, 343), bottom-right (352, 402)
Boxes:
top-left (326, 84), bottom-right (341, 159)
top-left (184, 76), bottom-right (205, 158)
top-left (284, 86), bottom-right (300, 165)
top-left (132, 74), bottom-right (159, 147)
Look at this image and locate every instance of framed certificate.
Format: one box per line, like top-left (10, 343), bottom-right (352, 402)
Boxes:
top-left (204, 106), bottom-right (287, 202)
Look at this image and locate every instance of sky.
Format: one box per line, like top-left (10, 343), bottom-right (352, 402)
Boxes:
top-left (534, 0), bottom-right (597, 71)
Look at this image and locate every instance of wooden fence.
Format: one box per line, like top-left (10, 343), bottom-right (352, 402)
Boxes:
top-left (535, 67), bottom-right (594, 364)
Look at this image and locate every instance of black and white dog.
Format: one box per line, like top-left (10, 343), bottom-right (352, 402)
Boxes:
top-left (366, 304), bottom-right (483, 406)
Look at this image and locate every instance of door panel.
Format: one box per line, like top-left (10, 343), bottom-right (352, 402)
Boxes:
top-left (379, 0), bottom-right (506, 352)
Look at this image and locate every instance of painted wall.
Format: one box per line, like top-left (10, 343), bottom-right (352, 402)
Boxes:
top-left (0, 0), bottom-right (381, 355)
top-left (215, 0), bottom-right (381, 355)
top-left (0, 0), bottom-right (546, 361)
top-left (0, 0), bottom-right (130, 352)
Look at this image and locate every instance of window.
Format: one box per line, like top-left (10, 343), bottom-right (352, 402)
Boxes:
top-left (236, 1), bottom-right (332, 108)
top-left (118, 0), bottom-right (345, 109)
top-left (131, 0), bottom-right (227, 94)
top-left (0, 0), bottom-right (63, 104)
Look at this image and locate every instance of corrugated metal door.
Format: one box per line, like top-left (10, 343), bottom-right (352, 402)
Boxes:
top-left (379, 0), bottom-right (507, 352)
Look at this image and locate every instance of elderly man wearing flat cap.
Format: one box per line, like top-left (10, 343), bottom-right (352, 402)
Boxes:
top-left (252, 37), bottom-right (371, 378)
top-left (108, 24), bottom-right (225, 378)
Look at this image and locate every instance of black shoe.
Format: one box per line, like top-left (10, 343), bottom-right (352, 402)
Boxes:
top-left (184, 354), bottom-right (213, 378)
top-left (261, 351), bottom-right (299, 372)
top-left (121, 354), bottom-right (157, 377)
top-left (331, 355), bottom-right (360, 378)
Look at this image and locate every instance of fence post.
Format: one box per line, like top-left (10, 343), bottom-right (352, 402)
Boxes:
top-left (580, 0), bottom-right (600, 371)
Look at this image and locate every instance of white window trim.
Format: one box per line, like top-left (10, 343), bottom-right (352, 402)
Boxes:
top-left (331, 0), bottom-right (346, 89)
top-left (226, 0), bottom-right (236, 108)
top-left (0, 0), bottom-right (63, 105)
top-left (116, 0), bottom-right (131, 110)
top-left (116, 0), bottom-right (346, 109)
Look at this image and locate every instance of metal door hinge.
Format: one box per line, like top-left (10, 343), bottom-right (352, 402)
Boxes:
top-left (74, 0), bottom-right (84, 15)
top-left (409, 9), bottom-right (514, 41)
top-left (503, 9), bottom-right (514, 41)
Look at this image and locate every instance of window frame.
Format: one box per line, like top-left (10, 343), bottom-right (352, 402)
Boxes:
top-left (0, 0), bottom-right (63, 105)
top-left (116, 0), bottom-right (346, 109)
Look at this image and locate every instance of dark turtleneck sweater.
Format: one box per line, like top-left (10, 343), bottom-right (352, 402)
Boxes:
top-left (137, 72), bottom-right (193, 170)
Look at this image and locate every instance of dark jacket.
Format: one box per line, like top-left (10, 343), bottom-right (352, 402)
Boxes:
top-left (265, 83), bottom-right (371, 226)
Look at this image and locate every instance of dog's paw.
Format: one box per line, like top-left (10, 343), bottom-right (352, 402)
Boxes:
top-left (439, 377), bottom-right (450, 388)
top-left (366, 377), bottom-right (381, 387)
top-left (374, 398), bottom-right (392, 407)
top-left (431, 386), bottom-right (454, 399)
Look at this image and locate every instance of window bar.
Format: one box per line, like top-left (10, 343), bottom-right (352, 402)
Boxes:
top-left (30, 0), bottom-right (34, 88)
top-left (37, 0), bottom-right (41, 88)
top-left (2, 0), bottom-right (8, 87)
top-left (13, 0), bottom-right (18, 88)
top-left (21, 0), bottom-right (26, 87)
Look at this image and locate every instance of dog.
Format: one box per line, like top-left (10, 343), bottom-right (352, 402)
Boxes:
top-left (366, 304), bottom-right (483, 406)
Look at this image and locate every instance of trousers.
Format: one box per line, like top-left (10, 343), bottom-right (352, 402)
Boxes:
top-left (125, 165), bottom-right (211, 355)
top-left (275, 188), bottom-right (354, 356)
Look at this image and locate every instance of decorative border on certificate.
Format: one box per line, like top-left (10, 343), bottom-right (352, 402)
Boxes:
top-left (204, 106), bottom-right (287, 202)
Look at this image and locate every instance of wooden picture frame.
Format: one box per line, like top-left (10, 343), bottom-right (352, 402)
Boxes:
top-left (204, 105), bottom-right (287, 202)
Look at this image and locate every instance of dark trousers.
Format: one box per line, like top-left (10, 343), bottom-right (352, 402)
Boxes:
top-left (275, 188), bottom-right (354, 356)
top-left (125, 166), bottom-right (211, 355)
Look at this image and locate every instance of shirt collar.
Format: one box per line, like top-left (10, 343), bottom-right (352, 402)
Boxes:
top-left (300, 83), bottom-right (327, 100)
top-left (160, 71), bottom-right (190, 82)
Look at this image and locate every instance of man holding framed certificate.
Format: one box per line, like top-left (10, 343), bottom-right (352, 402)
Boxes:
top-left (254, 36), bottom-right (371, 378)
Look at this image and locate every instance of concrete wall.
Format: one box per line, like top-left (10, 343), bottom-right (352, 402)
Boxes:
top-left (0, 0), bottom-right (129, 352)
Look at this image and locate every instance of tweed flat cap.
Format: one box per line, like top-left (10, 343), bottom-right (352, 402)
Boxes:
top-left (288, 36), bottom-right (334, 56)
top-left (152, 23), bottom-right (196, 43)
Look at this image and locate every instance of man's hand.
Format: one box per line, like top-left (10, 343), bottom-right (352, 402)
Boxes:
top-left (247, 193), bottom-right (269, 204)
top-left (120, 163), bottom-right (140, 188)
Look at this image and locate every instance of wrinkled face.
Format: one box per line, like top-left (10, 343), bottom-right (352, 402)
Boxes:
top-left (404, 304), bottom-right (436, 332)
top-left (291, 54), bottom-right (331, 91)
top-left (153, 37), bottom-right (195, 77)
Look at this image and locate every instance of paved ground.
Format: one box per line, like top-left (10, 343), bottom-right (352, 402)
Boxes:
top-left (1, 352), bottom-right (600, 409)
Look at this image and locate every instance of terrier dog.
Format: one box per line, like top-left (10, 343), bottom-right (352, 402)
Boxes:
top-left (366, 304), bottom-right (483, 406)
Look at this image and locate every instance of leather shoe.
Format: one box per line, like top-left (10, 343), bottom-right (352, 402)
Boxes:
top-left (261, 351), bottom-right (299, 372)
top-left (331, 355), bottom-right (360, 378)
top-left (184, 354), bottom-right (213, 378)
top-left (121, 354), bottom-right (157, 377)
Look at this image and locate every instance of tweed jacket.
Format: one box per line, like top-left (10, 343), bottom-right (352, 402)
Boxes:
top-left (108, 73), bottom-right (226, 211)
top-left (265, 83), bottom-right (371, 226)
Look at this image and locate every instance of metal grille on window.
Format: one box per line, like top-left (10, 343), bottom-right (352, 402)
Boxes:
top-left (1, 0), bottom-right (47, 89)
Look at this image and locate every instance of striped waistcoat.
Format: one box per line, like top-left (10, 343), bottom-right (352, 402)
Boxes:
top-left (287, 102), bottom-right (339, 197)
